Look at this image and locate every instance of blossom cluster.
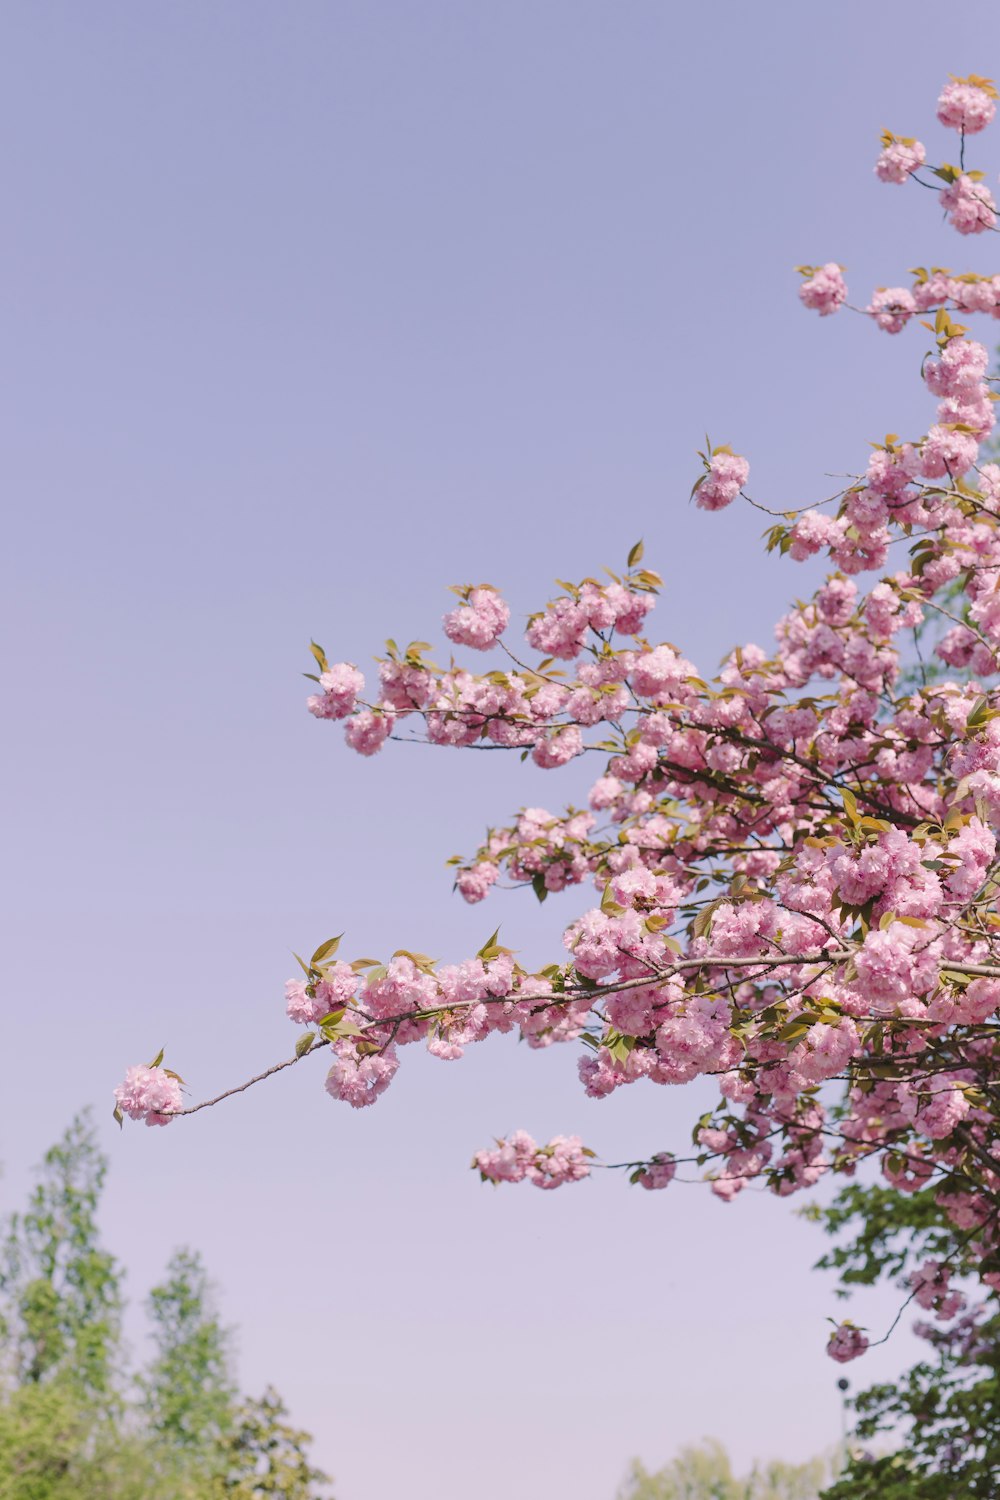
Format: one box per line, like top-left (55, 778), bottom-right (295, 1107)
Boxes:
top-left (118, 74), bottom-right (1000, 1367)
top-left (827, 1322), bottom-right (870, 1364)
top-left (473, 1131), bottom-right (592, 1189)
top-left (797, 78), bottom-right (1000, 343)
top-left (114, 1062), bottom-right (183, 1127)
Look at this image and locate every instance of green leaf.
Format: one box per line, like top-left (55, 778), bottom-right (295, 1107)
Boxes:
top-left (840, 787), bottom-right (859, 826)
top-left (295, 1032), bottom-right (316, 1058)
top-left (147, 1047), bottom-right (165, 1070)
top-left (309, 640), bottom-right (329, 672)
top-left (477, 927), bottom-right (501, 959)
top-left (966, 695), bottom-right (994, 732)
top-left (692, 897), bottom-right (723, 940)
top-left (319, 1010), bottom-right (365, 1040)
top-left (627, 539), bottom-right (645, 568)
top-left (112, 1104), bottom-right (123, 1129)
top-left (531, 872), bottom-right (548, 903)
top-left (311, 934), bottom-right (344, 965)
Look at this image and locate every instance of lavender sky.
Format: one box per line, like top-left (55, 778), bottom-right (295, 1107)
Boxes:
top-left (3, 4), bottom-right (998, 1496)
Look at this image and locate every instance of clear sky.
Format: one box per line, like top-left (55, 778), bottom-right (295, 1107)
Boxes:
top-left (3, 4), bottom-right (997, 1497)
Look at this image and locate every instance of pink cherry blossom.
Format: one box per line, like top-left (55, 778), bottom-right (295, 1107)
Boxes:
top-left (869, 286), bottom-right (917, 333)
top-left (473, 1131), bottom-right (590, 1188)
top-left (798, 262), bottom-right (847, 315)
top-left (121, 72), bottom-right (1000, 1372)
top-left (694, 450), bottom-right (749, 511)
top-left (308, 662), bottom-right (365, 720)
top-left (920, 423), bottom-right (980, 479)
top-left (937, 77), bottom-right (997, 134)
top-left (114, 1064), bottom-right (183, 1127)
top-left (532, 724), bottom-right (584, 769)
top-left (637, 1153), bottom-right (677, 1190)
top-left (909, 1260), bottom-right (967, 1321)
top-left (941, 174), bottom-right (997, 235)
top-left (875, 136), bottom-right (926, 184)
top-left (345, 707), bottom-right (394, 756)
top-left (456, 862), bottom-right (500, 903)
top-left (827, 1323), bottom-right (869, 1363)
top-left (443, 586), bottom-right (511, 650)
top-left (325, 1039), bottom-right (399, 1108)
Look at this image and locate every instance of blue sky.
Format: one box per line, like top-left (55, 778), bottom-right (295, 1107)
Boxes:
top-left (3, 4), bottom-right (998, 1496)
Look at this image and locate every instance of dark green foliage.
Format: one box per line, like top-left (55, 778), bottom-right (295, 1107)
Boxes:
top-left (808, 1182), bottom-right (954, 1290)
top-left (821, 1311), bottom-right (1000, 1498)
top-left (218, 1387), bottom-right (333, 1499)
top-left (813, 1177), bottom-right (1000, 1498)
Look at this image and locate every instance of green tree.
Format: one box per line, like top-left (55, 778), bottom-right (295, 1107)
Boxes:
top-left (0, 1116), bottom-right (148, 1500)
top-left (618, 1440), bottom-right (827, 1500)
top-left (0, 1116), bottom-right (333, 1500)
top-left (142, 1248), bottom-right (237, 1463)
top-left (812, 1182), bottom-right (1000, 1499)
top-left (0, 1382), bottom-right (165, 1500)
top-left (217, 1386), bottom-right (332, 1498)
top-left (812, 363), bottom-right (1000, 1500)
top-left (0, 1381), bottom-right (90, 1499)
top-left (140, 1251), bottom-right (334, 1497)
top-left (0, 1112), bottom-right (122, 1399)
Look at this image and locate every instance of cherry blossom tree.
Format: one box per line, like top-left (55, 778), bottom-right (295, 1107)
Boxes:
top-left (119, 74), bottom-right (1000, 1409)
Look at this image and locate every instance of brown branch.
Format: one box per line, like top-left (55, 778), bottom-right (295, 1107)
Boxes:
top-left (167, 1040), bottom-right (329, 1117)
